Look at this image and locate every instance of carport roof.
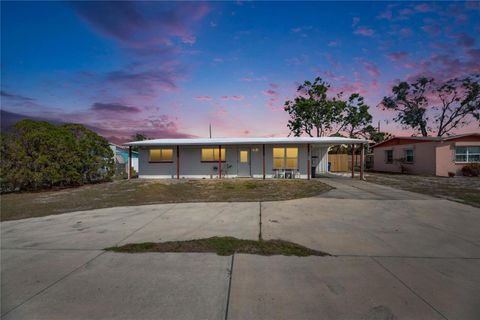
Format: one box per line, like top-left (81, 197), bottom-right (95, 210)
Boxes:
top-left (125, 137), bottom-right (368, 146)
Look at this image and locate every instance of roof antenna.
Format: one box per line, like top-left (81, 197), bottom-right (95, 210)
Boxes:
top-left (209, 123), bottom-right (212, 138)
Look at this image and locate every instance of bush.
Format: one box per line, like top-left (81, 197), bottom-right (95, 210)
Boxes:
top-left (1, 120), bottom-right (114, 192)
top-left (461, 163), bottom-right (480, 177)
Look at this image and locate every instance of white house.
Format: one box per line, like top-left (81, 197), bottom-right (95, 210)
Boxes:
top-left (125, 137), bottom-right (367, 179)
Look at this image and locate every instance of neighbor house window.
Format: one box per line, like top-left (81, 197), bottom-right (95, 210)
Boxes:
top-left (149, 149), bottom-right (173, 162)
top-left (201, 148), bottom-right (225, 162)
top-left (404, 149), bottom-right (414, 163)
top-left (455, 146), bottom-right (480, 163)
top-left (273, 147), bottom-right (298, 169)
top-left (385, 150), bottom-right (393, 164)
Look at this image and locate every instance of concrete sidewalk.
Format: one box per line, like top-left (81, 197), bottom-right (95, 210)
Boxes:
top-left (2, 178), bottom-right (480, 319)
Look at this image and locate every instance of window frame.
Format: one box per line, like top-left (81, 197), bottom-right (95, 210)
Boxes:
top-left (455, 146), bottom-right (480, 163)
top-left (149, 148), bottom-right (174, 163)
top-left (404, 149), bottom-right (414, 163)
top-left (385, 150), bottom-right (393, 164)
top-left (273, 146), bottom-right (298, 170)
top-left (201, 147), bottom-right (226, 163)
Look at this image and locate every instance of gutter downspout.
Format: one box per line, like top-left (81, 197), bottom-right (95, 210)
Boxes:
top-left (360, 143), bottom-right (365, 180)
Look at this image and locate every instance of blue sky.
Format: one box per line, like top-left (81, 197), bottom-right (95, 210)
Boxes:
top-left (1, 1), bottom-right (479, 142)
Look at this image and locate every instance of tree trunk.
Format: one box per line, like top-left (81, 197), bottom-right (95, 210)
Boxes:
top-left (316, 126), bottom-right (320, 137)
top-left (420, 124), bottom-right (428, 137)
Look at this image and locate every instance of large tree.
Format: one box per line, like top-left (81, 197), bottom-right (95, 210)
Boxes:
top-left (284, 77), bottom-right (344, 137)
top-left (381, 75), bottom-right (480, 136)
top-left (336, 93), bottom-right (373, 138)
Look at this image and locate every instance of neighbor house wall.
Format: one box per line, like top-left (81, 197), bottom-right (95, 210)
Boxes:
top-left (435, 138), bottom-right (480, 177)
top-left (373, 142), bottom-right (437, 175)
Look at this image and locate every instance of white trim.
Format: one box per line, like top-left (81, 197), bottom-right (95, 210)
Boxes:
top-left (126, 136), bottom-right (367, 147)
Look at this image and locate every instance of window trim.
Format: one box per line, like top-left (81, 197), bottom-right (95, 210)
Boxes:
top-left (455, 146), bottom-right (480, 163)
top-left (148, 148), bottom-right (174, 163)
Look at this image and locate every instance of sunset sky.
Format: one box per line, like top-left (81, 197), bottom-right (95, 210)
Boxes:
top-left (1, 1), bottom-right (479, 143)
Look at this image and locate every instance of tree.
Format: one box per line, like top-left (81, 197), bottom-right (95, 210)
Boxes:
top-left (336, 93), bottom-right (373, 138)
top-left (284, 77), bottom-right (344, 137)
top-left (434, 75), bottom-right (480, 136)
top-left (381, 77), bottom-right (431, 136)
top-left (64, 124), bottom-right (114, 183)
top-left (131, 132), bottom-right (148, 151)
top-left (1, 120), bottom-right (114, 192)
top-left (381, 75), bottom-right (480, 136)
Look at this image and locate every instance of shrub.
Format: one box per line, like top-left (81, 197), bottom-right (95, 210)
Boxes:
top-left (1, 120), bottom-right (114, 192)
top-left (461, 163), bottom-right (480, 177)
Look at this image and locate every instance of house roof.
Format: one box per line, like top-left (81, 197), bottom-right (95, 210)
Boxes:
top-left (371, 133), bottom-right (480, 149)
top-left (124, 136), bottom-right (368, 147)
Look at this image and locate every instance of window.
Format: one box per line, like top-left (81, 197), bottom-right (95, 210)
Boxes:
top-left (149, 149), bottom-right (173, 162)
top-left (385, 150), bottom-right (393, 164)
top-left (240, 150), bottom-right (248, 163)
top-left (273, 147), bottom-right (298, 169)
top-left (201, 148), bottom-right (226, 162)
top-left (404, 149), bottom-right (414, 163)
top-left (273, 147), bottom-right (285, 169)
top-left (286, 148), bottom-right (298, 169)
top-left (455, 146), bottom-right (480, 163)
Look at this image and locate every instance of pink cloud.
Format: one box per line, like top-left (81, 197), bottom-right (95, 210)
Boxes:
top-left (354, 26), bottom-right (374, 37)
top-left (195, 96), bottom-right (212, 101)
top-left (220, 96), bottom-right (245, 101)
top-left (262, 89), bottom-right (277, 97)
top-left (241, 76), bottom-right (266, 81)
top-left (361, 60), bottom-right (380, 77)
top-left (386, 51), bottom-right (409, 61)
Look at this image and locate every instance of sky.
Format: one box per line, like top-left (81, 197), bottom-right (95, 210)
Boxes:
top-left (1, 1), bottom-right (479, 143)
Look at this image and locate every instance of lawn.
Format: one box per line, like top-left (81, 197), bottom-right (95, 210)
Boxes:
top-left (106, 236), bottom-right (330, 256)
top-left (0, 179), bottom-right (332, 221)
top-left (366, 172), bottom-right (480, 207)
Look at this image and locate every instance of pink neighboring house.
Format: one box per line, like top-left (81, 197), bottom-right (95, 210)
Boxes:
top-left (372, 133), bottom-right (480, 177)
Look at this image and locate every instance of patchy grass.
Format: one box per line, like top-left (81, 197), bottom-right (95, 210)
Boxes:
top-left (366, 172), bottom-right (480, 207)
top-left (105, 236), bottom-right (330, 256)
top-left (1, 179), bottom-right (331, 221)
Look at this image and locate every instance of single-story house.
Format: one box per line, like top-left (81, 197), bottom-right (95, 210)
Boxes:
top-left (125, 137), bottom-right (367, 179)
top-left (371, 133), bottom-right (480, 176)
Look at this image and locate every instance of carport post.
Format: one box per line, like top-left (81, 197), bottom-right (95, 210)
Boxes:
top-left (307, 144), bottom-right (311, 180)
top-left (351, 144), bottom-right (355, 179)
top-left (176, 145), bottom-right (180, 179)
top-left (360, 143), bottom-right (365, 180)
top-left (128, 146), bottom-right (132, 180)
top-left (262, 144), bottom-right (266, 179)
top-left (218, 144), bottom-right (222, 179)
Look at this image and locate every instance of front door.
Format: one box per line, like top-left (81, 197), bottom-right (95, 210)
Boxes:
top-left (238, 148), bottom-right (251, 177)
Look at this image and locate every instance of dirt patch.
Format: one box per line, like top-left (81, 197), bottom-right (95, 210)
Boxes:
top-left (105, 236), bottom-right (331, 256)
top-left (1, 179), bottom-right (332, 221)
top-left (366, 172), bottom-right (480, 207)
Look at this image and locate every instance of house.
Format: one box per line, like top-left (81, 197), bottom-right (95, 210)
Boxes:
top-left (109, 143), bottom-right (139, 174)
top-left (125, 137), bottom-right (367, 179)
top-left (371, 133), bottom-right (480, 176)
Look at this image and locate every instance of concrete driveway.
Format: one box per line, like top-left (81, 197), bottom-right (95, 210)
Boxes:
top-left (1, 178), bottom-right (479, 319)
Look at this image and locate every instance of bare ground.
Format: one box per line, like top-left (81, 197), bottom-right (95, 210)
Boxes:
top-left (366, 172), bottom-right (480, 207)
top-left (0, 179), bottom-right (332, 221)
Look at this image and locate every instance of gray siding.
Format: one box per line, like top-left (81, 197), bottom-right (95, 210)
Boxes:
top-left (138, 144), bottom-right (326, 179)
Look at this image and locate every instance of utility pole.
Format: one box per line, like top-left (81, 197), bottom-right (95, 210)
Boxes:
top-left (209, 123), bottom-right (212, 138)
